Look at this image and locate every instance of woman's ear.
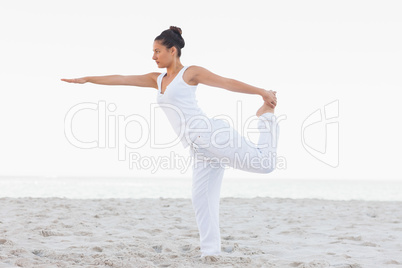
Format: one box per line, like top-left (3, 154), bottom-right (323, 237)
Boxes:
top-left (170, 46), bottom-right (177, 56)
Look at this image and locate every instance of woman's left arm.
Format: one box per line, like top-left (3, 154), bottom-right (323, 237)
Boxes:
top-left (191, 66), bottom-right (276, 108)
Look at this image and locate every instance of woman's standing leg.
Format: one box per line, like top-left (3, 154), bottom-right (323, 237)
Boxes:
top-left (188, 101), bottom-right (278, 256)
top-left (191, 155), bottom-right (225, 257)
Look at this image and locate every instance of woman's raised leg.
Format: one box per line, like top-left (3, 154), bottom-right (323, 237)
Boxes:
top-left (192, 100), bottom-right (279, 174)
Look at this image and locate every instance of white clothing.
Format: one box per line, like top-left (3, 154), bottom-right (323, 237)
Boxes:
top-left (190, 113), bottom-right (278, 257)
top-left (156, 66), bottom-right (208, 148)
top-left (156, 65), bottom-right (279, 257)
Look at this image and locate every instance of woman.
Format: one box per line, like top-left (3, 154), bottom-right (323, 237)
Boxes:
top-left (61, 26), bottom-right (279, 258)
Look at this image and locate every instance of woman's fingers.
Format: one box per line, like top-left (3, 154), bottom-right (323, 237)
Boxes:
top-left (262, 89), bottom-right (278, 108)
top-left (269, 90), bottom-right (277, 106)
top-left (267, 100), bottom-right (276, 108)
top-left (262, 93), bottom-right (277, 108)
top-left (61, 78), bottom-right (76, 83)
top-left (61, 78), bottom-right (86, 84)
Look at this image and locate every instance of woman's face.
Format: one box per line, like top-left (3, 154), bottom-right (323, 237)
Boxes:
top-left (152, 41), bottom-right (173, 68)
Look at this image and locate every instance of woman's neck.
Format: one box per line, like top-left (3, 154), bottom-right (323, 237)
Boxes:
top-left (166, 61), bottom-right (184, 77)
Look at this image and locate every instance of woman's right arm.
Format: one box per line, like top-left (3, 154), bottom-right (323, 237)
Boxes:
top-left (61, 72), bottom-right (161, 89)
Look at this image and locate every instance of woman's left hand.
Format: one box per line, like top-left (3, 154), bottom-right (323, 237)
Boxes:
top-left (261, 89), bottom-right (277, 108)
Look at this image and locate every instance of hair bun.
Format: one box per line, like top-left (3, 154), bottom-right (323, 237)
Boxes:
top-left (170, 26), bottom-right (182, 35)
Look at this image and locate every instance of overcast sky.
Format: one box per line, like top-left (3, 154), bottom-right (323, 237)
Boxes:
top-left (0, 0), bottom-right (401, 180)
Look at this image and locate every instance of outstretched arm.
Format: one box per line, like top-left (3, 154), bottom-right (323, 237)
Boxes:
top-left (61, 72), bottom-right (161, 89)
top-left (190, 66), bottom-right (277, 108)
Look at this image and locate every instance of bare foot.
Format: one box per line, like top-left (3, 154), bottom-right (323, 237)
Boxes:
top-left (256, 102), bottom-right (275, 117)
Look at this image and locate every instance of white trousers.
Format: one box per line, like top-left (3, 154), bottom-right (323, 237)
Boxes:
top-left (189, 113), bottom-right (279, 256)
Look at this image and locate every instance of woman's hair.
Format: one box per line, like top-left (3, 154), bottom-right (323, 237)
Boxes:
top-left (154, 26), bottom-right (185, 57)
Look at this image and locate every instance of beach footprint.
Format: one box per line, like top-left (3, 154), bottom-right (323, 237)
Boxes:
top-left (289, 260), bottom-right (331, 267)
top-left (181, 244), bottom-right (191, 252)
top-left (222, 243), bottom-right (239, 254)
top-left (40, 229), bottom-right (63, 237)
top-left (152, 245), bottom-right (163, 253)
top-left (0, 239), bottom-right (13, 246)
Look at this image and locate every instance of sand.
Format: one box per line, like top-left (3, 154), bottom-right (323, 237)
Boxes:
top-left (0, 197), bottom-right (401, 267)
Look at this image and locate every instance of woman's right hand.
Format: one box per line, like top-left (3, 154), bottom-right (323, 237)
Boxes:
top-left (60, 77), bottom-right (87, 84)
top-left (261, 89), bottom-right (277, 108)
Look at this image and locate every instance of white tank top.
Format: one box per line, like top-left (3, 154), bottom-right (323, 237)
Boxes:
top-left (156, 66), bottom-right (209, 148)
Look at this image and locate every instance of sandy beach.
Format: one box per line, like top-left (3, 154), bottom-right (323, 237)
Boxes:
top-left (0, 197), bottom-right (401, 267)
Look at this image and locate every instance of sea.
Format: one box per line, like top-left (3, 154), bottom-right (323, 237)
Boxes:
top-left (1, 177), bottom-right (401, 201)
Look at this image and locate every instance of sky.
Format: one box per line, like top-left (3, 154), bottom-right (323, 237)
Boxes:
top-left (0, 0), bottom-right (401, 181)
